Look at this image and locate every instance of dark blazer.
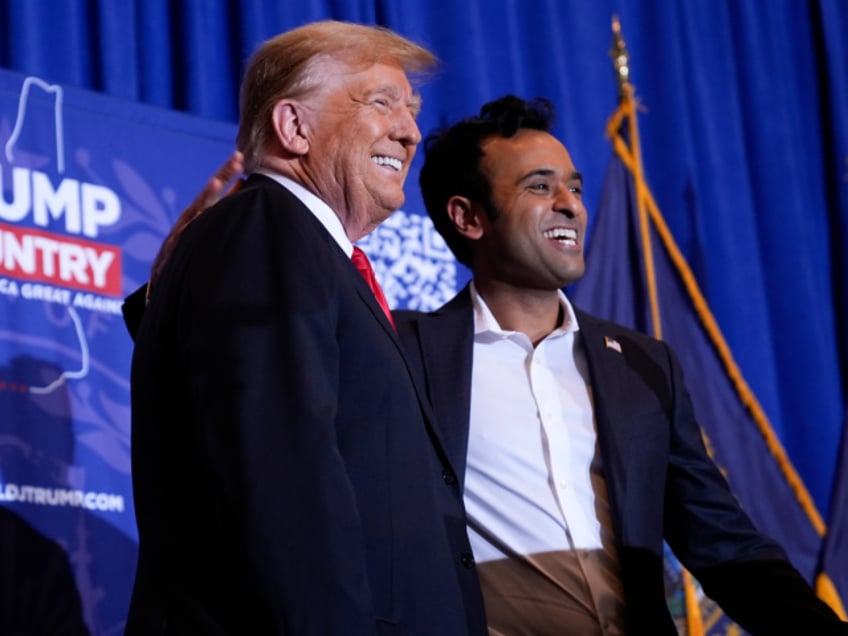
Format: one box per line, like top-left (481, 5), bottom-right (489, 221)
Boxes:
top-left (395, 285), bottom-right (847, 636)
top-left (126, 175), bottom-right (486, 635)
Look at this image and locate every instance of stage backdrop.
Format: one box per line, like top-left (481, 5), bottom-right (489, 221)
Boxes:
top-left (0, 69), bottom-right (236, 635)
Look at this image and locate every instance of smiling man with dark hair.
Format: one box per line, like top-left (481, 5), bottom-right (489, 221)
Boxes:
top-left (397, 95), bottom-right (848, 635)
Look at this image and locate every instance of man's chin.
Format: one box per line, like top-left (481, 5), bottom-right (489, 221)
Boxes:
top-left (363, 201), bottom-right (403, 234)
top-left (559, 263), bottom-right (586, 287)
top-left (379, 193), bottom-right (405, 215)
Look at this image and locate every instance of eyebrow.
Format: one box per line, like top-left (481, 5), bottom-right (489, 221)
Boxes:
top-left (365, 86), bottom-right (422, 117)
top-left (518, 168), bottom-right (583, 184)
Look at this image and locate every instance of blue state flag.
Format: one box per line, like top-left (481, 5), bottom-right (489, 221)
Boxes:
top-left (569, 93), bottom-right (826, 634)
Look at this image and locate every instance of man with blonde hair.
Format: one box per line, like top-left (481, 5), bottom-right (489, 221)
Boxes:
top-left (127, 21), bottom-right (487, 635)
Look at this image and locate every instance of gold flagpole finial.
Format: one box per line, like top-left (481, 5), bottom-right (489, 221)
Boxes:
top-left (610, 15), bottom-right (632, 101)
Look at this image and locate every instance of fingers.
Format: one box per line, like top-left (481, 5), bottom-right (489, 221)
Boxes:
top-left (186, 150), bottom-right (245, 224)
top-left (200, 150), bottom-right (245, 208)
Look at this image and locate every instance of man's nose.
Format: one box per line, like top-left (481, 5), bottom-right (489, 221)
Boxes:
top-left (391, 108), bottom-right (422, 146)
top-left (555, 187), bottom-right (583, 217)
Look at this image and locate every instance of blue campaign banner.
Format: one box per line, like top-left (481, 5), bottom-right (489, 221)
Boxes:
top-left (0, 68), bottom-right (464, 634)
top-left (0, 69), bottom-right (236, 635)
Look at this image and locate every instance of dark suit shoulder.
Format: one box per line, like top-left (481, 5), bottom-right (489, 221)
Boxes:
top-left (189, 174), bottom-right (323, 244)
top-left (574, 306), bottom-right (656, 342)
top-left (178, 176), bottom-right (342, 293)
top-left (573, 305), bottom-right (673, 358)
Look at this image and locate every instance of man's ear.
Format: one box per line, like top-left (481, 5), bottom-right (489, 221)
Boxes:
top-left (271, 100), bottom-right (310, 156)
top-left (446, 196), bottom-right (486, 240)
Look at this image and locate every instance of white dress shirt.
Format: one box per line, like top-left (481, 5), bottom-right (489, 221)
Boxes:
top-left (464, 283), bottom-right (625, 635)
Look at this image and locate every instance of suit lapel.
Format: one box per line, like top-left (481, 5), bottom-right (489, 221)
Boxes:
top-left (575, 308), bottom-right (639, 527)
top-left (341, 245), bottom-right (472, 477)
top-left (350, 272), bottom-right (399, 343)
top-left (577, 309), bottom-right (634, 429)
top-left (412, 287), bottom-right (476, 481)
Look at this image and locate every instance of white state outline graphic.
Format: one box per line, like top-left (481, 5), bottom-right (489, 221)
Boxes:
top-left (5, 76), bottom-right (65, 174)
top-left (2, 76), bottom-right (87, 394)
top-left (28, 306), bottom-right (90, 394)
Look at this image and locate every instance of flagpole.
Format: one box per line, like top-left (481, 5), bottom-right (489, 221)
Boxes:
top-left (609, 16), bottom-right (704, 634)
top-left (609, 16), bottom-right (663, 340)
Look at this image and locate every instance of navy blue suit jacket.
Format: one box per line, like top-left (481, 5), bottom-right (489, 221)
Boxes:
top-left (126, 175), bottom-right (487, 635)
top-left (395, 285), bottom-right (846, 635)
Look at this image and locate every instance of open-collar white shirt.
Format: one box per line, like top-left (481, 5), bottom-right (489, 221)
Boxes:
top-left (464, 281), bottom-right (616, 564)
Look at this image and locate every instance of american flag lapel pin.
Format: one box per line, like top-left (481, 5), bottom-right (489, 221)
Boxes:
top-left (604, 336), bottom-right (622, 353)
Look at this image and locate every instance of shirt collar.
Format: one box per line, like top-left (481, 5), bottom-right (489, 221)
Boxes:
top-left (257, 170), bottom-right (353, 257)
top-left (470, 280), bottom-right (580, 338)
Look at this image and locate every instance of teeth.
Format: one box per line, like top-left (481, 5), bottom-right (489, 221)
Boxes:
top-left (371, 156), bottom-right (402, 171)
top-left (543, 228), bottom-right (577, 243)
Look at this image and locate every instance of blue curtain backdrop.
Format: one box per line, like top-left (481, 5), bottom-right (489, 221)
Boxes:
top-left (0, 0), bottom-right (845, 628)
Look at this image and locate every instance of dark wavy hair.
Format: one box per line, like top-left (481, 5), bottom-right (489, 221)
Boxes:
top-left (419, 95), bottom-right (555, 265)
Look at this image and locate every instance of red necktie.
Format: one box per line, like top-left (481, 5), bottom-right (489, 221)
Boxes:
top-left (351, 247), bottom-right (396, 330)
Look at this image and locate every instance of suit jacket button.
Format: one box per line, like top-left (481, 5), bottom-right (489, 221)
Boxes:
top-left (460, 551), bottom-right (475, 568)
top-left (442, 468), bottom-right (457, 485)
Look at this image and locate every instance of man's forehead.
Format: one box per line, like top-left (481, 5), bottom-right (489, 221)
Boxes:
top-left (334, 60), bottom-right (415, 94)
top-left (304, 58), bottom-right (416, 110)
top-left (482, 130), bottom-right (576, 174)
top-left (483, 129), bottom-right (548, 152)
top-left (321, 53), bottom-right (411, 80)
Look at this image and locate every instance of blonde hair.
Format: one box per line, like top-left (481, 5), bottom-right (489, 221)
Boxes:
top-left (236, 20), bottom-right (437, 172)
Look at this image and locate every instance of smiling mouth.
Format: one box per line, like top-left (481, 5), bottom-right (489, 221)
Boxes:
top-left (543, 227), bottom-right (578, 247)
top-left (371, 155), bottom-right (402, 171)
